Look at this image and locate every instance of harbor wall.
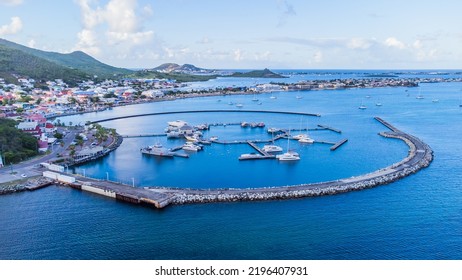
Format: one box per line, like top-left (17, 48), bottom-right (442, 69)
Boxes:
top-left (81, 185), bottom-right (116, 198)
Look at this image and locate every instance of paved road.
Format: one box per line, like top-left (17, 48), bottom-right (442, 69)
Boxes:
top-left (0, 128), bottom-right (80, 184)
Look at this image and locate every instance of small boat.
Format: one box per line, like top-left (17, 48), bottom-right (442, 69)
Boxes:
top-left (267, 127), bottom-right (279, 133)
top-left (277, 130), bottom-right (300, 161)
top-left (375, 102), bottom-right (382, 106)
top-left (432, 99), bottom-right (439, 103)
top-left (299, 136), bottom-right (314, 144)
top-left (262, 144), bottom-right (283, 153)
top-left (358, 99), bottom-right (367, 109)
top-left (167, 131), bottom-right (181, 138)
top-left (182, 142), bottom-right (202, 152)
top-left (141, 144), bottom-right (174, 157)
top-left (296, 95), bottom-right (303, 99)
top-left (210, 136), bottom-right (219, 141)
top-left (235, 103), bottom-right (244, 108)
top-left (185, 135), bottom-right (199, 142)
top-left (252, 95), bottom-right (259, 102)
top-left (416, 87), bottom-right (424, 99)
top-left (238, 153), bottom-right (265, 160)
top-left (292, 134), bottom-right (308, 140)
top-left (276, 151), bottom-right (300, 161)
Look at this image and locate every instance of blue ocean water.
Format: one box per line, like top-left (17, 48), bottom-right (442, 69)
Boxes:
top-left (1, 71), bottom-right (462, 259)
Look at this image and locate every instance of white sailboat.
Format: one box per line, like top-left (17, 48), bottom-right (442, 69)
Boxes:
top-left (262, 131), bottom-right (283, 153)
top-left (277, 131), bottom-right (300, 161)
top-left (416, 87), bottom-right (424, 99)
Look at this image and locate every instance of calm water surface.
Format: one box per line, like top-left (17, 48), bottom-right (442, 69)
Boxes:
top-left (1, 73), bottom-right (461, 259)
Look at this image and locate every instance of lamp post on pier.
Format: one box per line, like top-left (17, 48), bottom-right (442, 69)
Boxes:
top-left (132, 177), bottom-right (135, 188)
top-left (106, 171), bottom-right (109, 181)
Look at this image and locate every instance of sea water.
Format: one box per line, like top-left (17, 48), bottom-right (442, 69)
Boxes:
top-left (1, 72), bottom-right (461, 259)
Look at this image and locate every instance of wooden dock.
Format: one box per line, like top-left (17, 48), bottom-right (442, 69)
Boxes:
top-left (247, 141), bottom-right (272, 157)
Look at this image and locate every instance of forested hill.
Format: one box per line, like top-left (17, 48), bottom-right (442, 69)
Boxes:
top-left (0, 38), bottom-right (132, 83)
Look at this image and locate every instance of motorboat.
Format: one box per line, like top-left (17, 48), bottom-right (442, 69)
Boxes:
top-left (141, 144), bottom-right (174, 157)
top-left (182, 142), bottom-right (202, 152)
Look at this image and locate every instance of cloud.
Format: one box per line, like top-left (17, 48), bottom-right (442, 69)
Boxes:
top-left (0, 0), bottom-right (22, 6)
top-left (234, 49), bottom-right (243, 61)
top-left (197, 37), bottom-right (212, 44)
top-left (313, 51), bottom-right (323, 63)
top-left (27, 39), bottom-right (36, 48)
top-left (347, 38), bottom-right (375, 50)
top-left (75, 28), bottom-right (100, 56)
top-left (277, 0), bottom-right (296, 27)
top-left (384, 37), bottom-right (406, 49)
top-left (73, 0), bottom-right (156, 65)
top-left (0, 16), bottom-right (22, 35)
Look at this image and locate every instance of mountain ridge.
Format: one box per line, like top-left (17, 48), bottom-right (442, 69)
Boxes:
top-left (0, 38), bottom-right (132, 83)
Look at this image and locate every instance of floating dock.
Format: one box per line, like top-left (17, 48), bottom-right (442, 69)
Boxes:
top-left (317, 124), bottom-right (342, 133)
top-left (239, 141), bottom-right (276, 160)
top-left (330, 139), bottom-right (348, 151)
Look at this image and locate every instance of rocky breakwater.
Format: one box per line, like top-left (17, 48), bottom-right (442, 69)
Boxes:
top-left (0, 176), bottom-right (54, 195)
top-left (166, 117), bottom-right (433, 205)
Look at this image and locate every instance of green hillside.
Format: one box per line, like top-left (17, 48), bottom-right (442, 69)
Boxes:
top-left (0, 38), bottom-right (132, 81)
top-left (0, 44), bottom-right (89, 85)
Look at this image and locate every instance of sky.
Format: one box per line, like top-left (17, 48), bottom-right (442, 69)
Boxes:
top-left (0, 0), bottom-right (461, 69)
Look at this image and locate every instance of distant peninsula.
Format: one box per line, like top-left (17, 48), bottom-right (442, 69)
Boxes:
top-left (229, 68), bottom-right (286, 78)
top-left (133, 64), bottom-right (285, 82)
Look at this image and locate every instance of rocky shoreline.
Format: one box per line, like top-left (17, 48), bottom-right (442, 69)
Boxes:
top-left (0, 176), bottom-right (54, 195)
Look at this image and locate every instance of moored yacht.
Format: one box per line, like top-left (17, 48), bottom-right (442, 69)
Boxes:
top-left (182, 142), bottom-right (202, 152)
top-left (276, 151), bottom-right (300, 161)
top-left (140, 144), bottom-right (174, 157)
top-left (262, 144), bottom-right (283, 153)
top-left (277, 130), bottom-right (300, 161)
top-left (299, 136), bottom-right (314, 144)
